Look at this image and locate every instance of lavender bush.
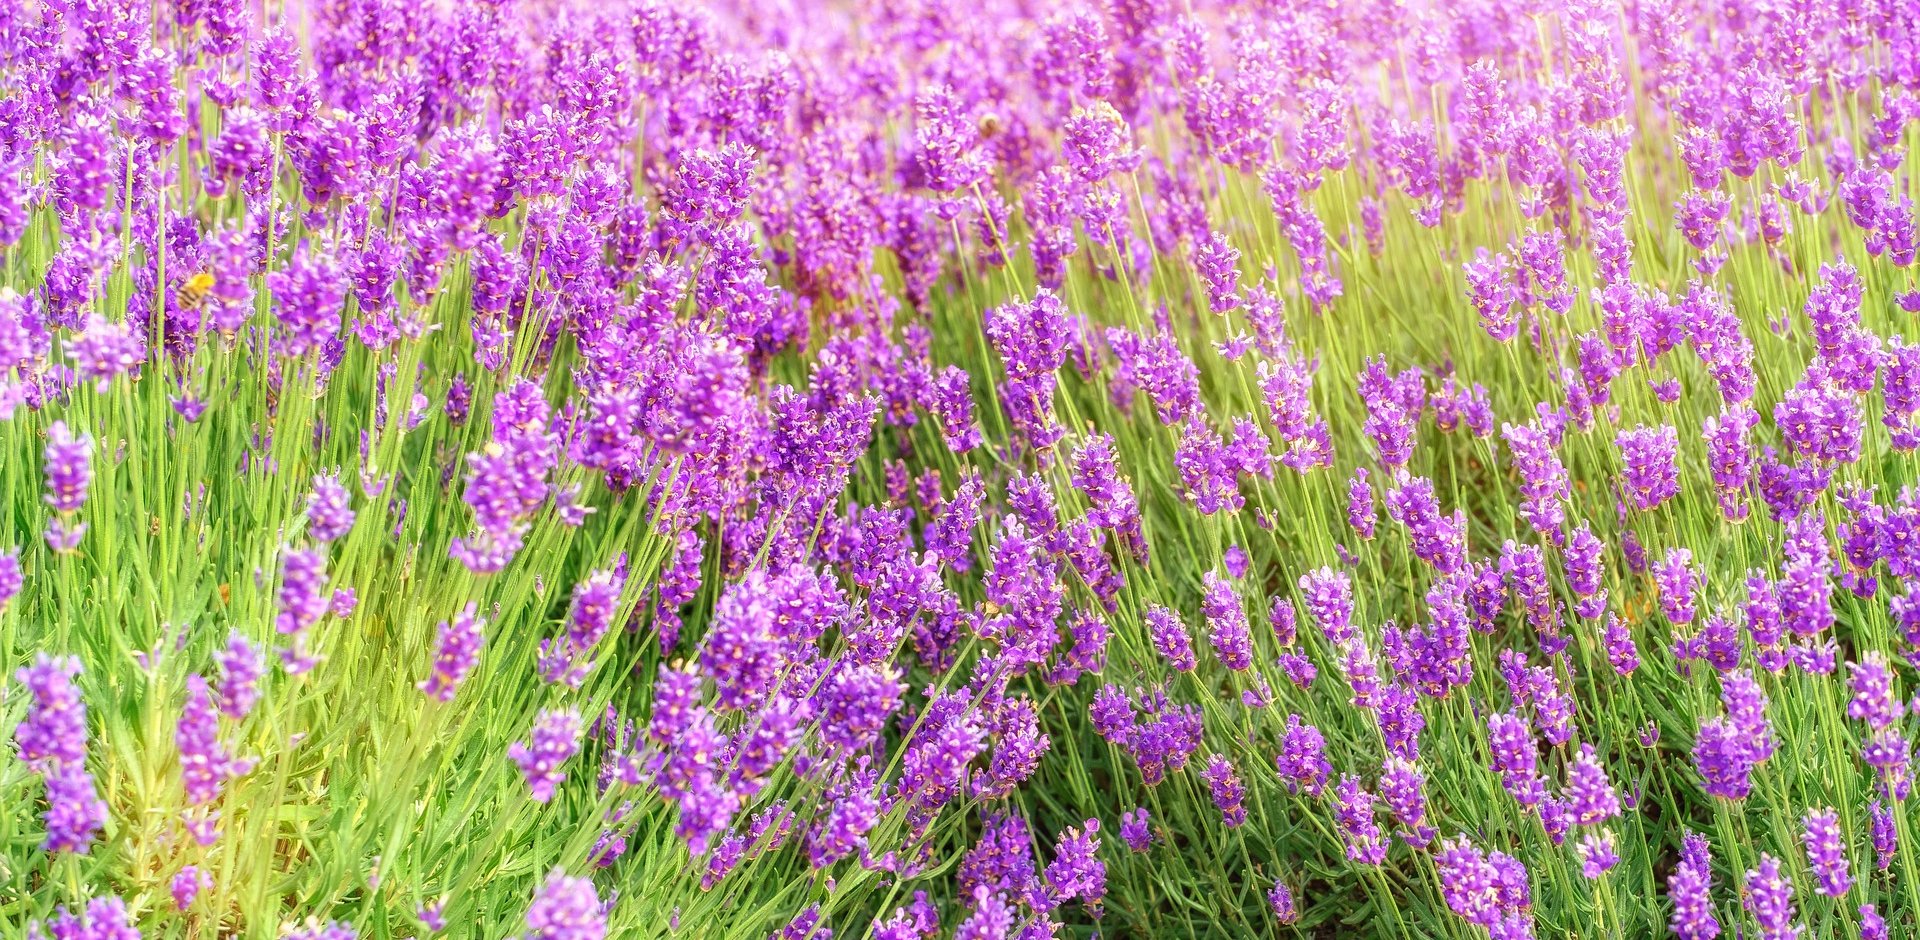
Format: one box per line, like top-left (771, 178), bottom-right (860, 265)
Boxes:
top-left (4, 0), bottom-right (1920, 937)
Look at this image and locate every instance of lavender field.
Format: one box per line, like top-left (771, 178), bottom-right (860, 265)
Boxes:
top-left (4, 0), bottom-right (1920, 937)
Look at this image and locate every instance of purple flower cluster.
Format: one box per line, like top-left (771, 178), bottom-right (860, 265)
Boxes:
top-left (14, 654), bottom-right (105, 853)
top-left (1694, 670), bottom-right (1776, 800)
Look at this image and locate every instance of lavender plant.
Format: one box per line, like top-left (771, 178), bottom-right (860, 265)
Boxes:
top-left (5, 0), bottom-right (1920, 938)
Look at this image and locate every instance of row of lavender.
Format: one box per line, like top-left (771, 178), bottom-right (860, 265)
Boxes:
top-left (5, 0), bottom-right (1920, 937)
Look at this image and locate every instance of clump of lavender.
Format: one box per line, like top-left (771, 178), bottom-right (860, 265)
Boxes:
top-left (1800, 807), bottom-right (1852, 897)
top-left (1694, 669), bottom-right (1776, 799)
top-left (306, 472), bottom-right (356, 543)
top-left (421, 604), bottom-right (486, 702)
top-left (511, 709), bottom-right (585, 804)
top-left (524, 869), bottom-right (606, 940)
top-left (1742, 855), bottom-right (1801, 940)
top-left (1667, 832), bottom-right (1720, 940)
top-left (42, 420), bottom-right (91, 551)
top-left (15, 654), bottom-right (105, 853)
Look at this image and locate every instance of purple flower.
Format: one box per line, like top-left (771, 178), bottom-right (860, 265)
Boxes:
top-left (1044, 818), bottom-right (1105, 909)
top-left (1200, 755), bottom-right (1247, 828)
top-left (172, 865), bottom-right (209, 910)
top-left (1202, 572), bottom-right (1253, 670)
top-left (510, 709), bottom-right (584, 804)
top-left (1436, 837), bottom-right (1501, 928)
top-left (1564, 744), bottom-right (1620, 826)
top-left (1275, 713), bottom-right (1332, 796)
top-left (68, 315), bottom-right (144, 388)
top-left (1668, 832), bottom-right (1720, 940)
top-left (41, 763), bottom-right (106, 854)
top-left (15, 653), bottom-right (87, 769)
top-left (1655, 548), bottom-right (1698, 625)
top-left (1333, 774), bottom-right (1388, 865)
top-left (1848, 652), bottom-right (1905, 730)
top-left (1119, 807), bottom-right (1152, 852)
top-left (1348, 467), bottom-right (1377, 539)
top-left (1563, 524), bottom-right (1605, 599)
top-left (420, 606), bottom-right (487, 702)
top-left (1465, 248), bottom-right (1517, 340)
top-left (1379, 757), bottom-right (1434, 847)
top-left (33, 896), bottom-right (141, 940)
top-left (1503, 421), bottom-right (1569, 537)
top-left (268, 242), bottom-right (346, 361)
top-left (1071, 435), bottom-right (1146, 562)
top-left (43, 420), bottom-right (93, 515)
top-left (1801, 807), bottom-right (1852, 897)
top-left (525, 868), bottom-right (605, 940)
top-left (306, 473), bottom-right (355, 542)
top-left (1357, 357), bottom-right (1424, 469)
top-left (1576, 830), bottom-right (1619, 879)
top-left (985, 290), bottom-right (1072, 452)
top-left (276, 548), bottom-right (330, 640)
top-left (1871, 800), bottom-right (1897, 871)
top-left (178, 675), bottom-right (249, 805)
top-left (1268, 878), bottom-right (1298, 923)
top-left (419, 900), bottom-right (448, 932)
top-left (1299, 567), bottom-right (1356, 646)
top-left (1487, 712), bottom-right (1545, 807)
top-left (1603, 616), bottom-right (1639, 675)
top-left (1862, 903), bottom-right (1889, 940)
top-left (1742, 855), bottom-right (1801, 940)
top-left (929, 366), bottom-right (983, 452)
top-left (1145, 606), bottom-right (1196, 671)
top-left (213, 634), bottom-right (264, 719)
top-left (1775, 375), bottom-right (1862, 465)
top-left (0, 549), bottom-right (20, 613)
top-left (1695, 669), bottom-right (1775, 799)
top-left (543, 569), bottom-right (625, 687)
top-left (1616, 424), bottom-right (1680, 511)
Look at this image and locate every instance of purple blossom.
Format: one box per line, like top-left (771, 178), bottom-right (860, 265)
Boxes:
top-left (1801, 807), bottom-right (1852, 897)
top-left (1871, 800), bottom-right (1897, 871)
top-left (178, 675), bottom-right (249, 806)
top-left (1848, 653), bottom-right (1905, 730)
top-left (172, 866), bottom-right (209, 910)
top-left (1275, 713), bottom-right (1332, 796)
top-left (1487, 712), bottom-right (1545, 807)
top-left (1576, 830), bottom-right (1619, 879)
top-left (15, 653), bottom-right (87, 769)
top-left (1145, 606), bottom-right (1196, 672)
top-left (1348, 468), bottom-right (1377, 539)
top-left (1268, 878), bottom-right (1298, 923)
top-left (1202, 572), bottom-right (1253, 671)
top-left (41, 763), bottom-right (107, 854)
top-left (1616, 424), bottom-right (1680, 511)
top-left (306, 473), bottom-right (356, 542)
top-left (213, 634), bottom-right (264, 720)
top-left (1655, 548), bottom-right (1698, 625)
top-left (1668, 832), bottom-right (1720, 940)
top-left (511, 709), bottom-right (584, 804)
top-left (1564, 744), bottom-right (1620, 826)
top-left (1200, 755), bottom-right (1247, 827)
top-left (420, 603), bottom-right (485, 702)
top-left (1119, 807), bottom-right (1152, 852)
top-left (1333, 774), bottom-right (1388, 865)
top-left (1299, 567), bottom-right (1356, 646)
top-left (1742, 855), bottom-right (1801, 940)
top-left (1503, 421), bottom-right (1568, 537)
top-left (43, 421), bottom-right (93, 515)
top-left (525, 868), bottom-right (606, 940)
top-left (1044, 818), bottom-right (1105, 910)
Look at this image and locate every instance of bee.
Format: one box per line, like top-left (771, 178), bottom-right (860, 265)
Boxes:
top-left (176, 271), bottom-right (216, 313)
